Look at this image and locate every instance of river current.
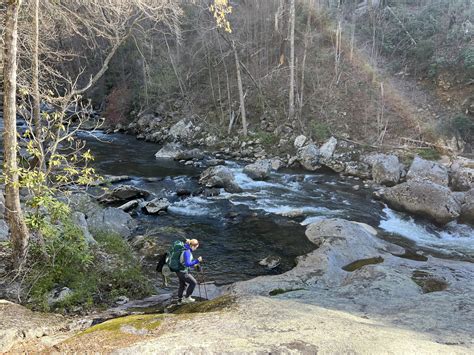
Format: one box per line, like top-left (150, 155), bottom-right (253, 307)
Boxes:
top-left (78, 131), bottom-right (474, 285)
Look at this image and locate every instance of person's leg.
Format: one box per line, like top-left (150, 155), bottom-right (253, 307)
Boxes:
top-left (176, 272), bottom-right (187, 300)
top-left (184, 273), bottom-right (197, 298)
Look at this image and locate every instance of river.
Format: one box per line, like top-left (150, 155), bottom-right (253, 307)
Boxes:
top-left (79, 131), bottom-right (474, 287)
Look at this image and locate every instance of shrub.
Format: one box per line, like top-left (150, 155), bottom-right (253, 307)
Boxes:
top-left (452, 114), bottom-right (474, 143)
top-left (310, 121), bottom-right (331, 142)
top-left (27, 221), bottom-right (152, 313)
top-left (252, 131), bottom-right (279, 146)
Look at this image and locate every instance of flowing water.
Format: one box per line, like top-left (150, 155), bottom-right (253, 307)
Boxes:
top-left (79, 131), bottom-right (474, 287)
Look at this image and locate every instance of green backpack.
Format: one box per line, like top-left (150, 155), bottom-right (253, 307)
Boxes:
top-left (166, 240), bottom-right (186, 272)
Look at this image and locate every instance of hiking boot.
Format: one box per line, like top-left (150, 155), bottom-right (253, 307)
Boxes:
top-left (182, 296), bottom-right (196, 304)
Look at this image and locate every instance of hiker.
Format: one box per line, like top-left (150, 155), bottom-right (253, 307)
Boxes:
top-left (173, 239), bottom-right (202, 304)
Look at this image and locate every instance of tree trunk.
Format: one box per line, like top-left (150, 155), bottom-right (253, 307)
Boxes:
top-left (32, 0), bottom-right (45, 171)
top-left (3, 0), bottom-right (30, 267)
top-left (232, 40), bottom-right (247, 137)
top-left (288, 0), bottom-right (295, 120)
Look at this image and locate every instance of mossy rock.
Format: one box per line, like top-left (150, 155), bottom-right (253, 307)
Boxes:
top-left (82, 314), bottom-right (169, 335)
top-left (412, 270), bottom-right (448, 293)
top-left (173, 295), bottom-right (236, 315)
top-left (342, 257), bottom-right (384, 272)
top-left (269, 288), bottom-right (305, 296)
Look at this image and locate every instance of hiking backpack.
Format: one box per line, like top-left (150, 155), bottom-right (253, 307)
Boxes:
top-left (166, 240), bottom-right (186, 272)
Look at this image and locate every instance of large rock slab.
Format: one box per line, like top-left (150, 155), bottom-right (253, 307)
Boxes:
top-left (297, 144), bottom-right (320, 171)
top-left (87, 207), bottom-right (137, 238)
top-left (371, 154), bottom-right (401, 186)
top-left (243, 159), bottom-right (272, 180)
top-left (199, 166), bottom-right (242, 193)
top-left (380, 181), bottom-right (461, 225)
top-left (406, 156), bottom-right (449, 186)
top-left (0, 300), bottom-right (69, 352)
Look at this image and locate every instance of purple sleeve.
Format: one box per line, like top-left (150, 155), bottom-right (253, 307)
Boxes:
top-left (183, 250), bottom-right (199, 267)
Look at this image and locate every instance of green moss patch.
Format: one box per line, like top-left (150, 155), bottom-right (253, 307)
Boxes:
top-left (412, 270), bottom-right (448, 293)
top-left (82, 314), bottom-right (168, 335)
top-left (173, 295), bottom-right (236, 315)
top-left (342, 257), bottom-right (384, 272)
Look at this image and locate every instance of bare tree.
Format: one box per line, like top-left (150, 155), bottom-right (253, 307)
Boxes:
top-left (3, 0), bottom-right (30, 266)
top-left (288, 0), bottom-right (296, 120)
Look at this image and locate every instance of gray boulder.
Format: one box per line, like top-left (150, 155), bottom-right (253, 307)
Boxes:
top-left (0, 219), bottom-right (9, 242)
top-left (460, 189), bottom-right (474, 225)
top-left (175, 148), bottom-right (204, 161)
top-left (47, 287), bottom-right (73, 306)
top-left (87, 207), bottom-right (137, 238)
top-left (259, 255), bottom-right (281, 270)
top-left (319, 137), bottom-right (338, 160)
top-left (380, 181), bottom-right (461, 225)
top-left (372, 155), bottom-right (401, 186)
top-left (155, 143), bottom-right (184, 159)
top-left (450, 167), bottom-right (474, 191)
top-left (118, 199), bottom-right (140, 212)
top-left (297, 144), bottom-right (320, 171)
top-left (407, 156), bottom-right (449, 186)
top-left (169, 119), bottom-right (194, 140)
top-left (344, 161), bottom-right (371, 178)
top-left (72, 212), bottom-right (96, 244)
top-left (98, 185), bottom-right (150, 205)
top-left (243, 159), bottom-right (272, 180)
top-left (294, 135), bottom-right (307, 149)
top-left (199, 166), bottom-right (242, 193)
top-left (143, 198), bottom-right (169, 214)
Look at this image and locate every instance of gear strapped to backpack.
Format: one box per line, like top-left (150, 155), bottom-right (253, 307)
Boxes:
top-left (166, 240), bottom-right (186, 272)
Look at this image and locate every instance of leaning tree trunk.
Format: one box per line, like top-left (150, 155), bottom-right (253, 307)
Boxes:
top-left (3, 0), bottom-right (30, 267)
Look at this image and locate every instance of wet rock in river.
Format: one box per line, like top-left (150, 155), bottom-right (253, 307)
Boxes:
top-left (155, 143), bottom-right (184, 159)
top-left (99, 185), bottom-right (150, 205)
top-left (175, 148), bottom-right (204, 161)
top-left (259, 256), bottom-right (281, 270)
top-left (380, 180), bottom-right (461, 225)
top-left (143, 198), bottom-right (169, 214)
top-left (118, 199), bottom-right (140, 212)
top-left (199, 166), bottom-right (242, 193)
top-left (243, 159), bottom-right (272, 180)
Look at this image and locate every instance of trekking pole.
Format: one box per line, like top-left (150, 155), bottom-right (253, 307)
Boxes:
top-left (200, 266), bottom-right (208, 300)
